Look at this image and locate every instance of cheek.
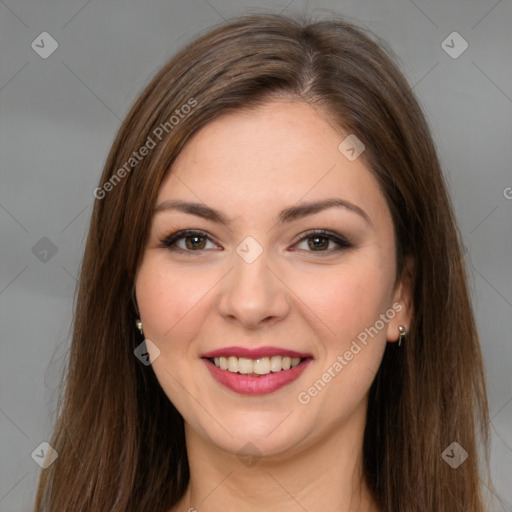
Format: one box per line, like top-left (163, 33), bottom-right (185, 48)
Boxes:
top-left (290, 260), bottom-right (394, 414)
top-left (293, 263), bottom-right (392, 418)
top-left (135, 260), bottom-right (209, 400)
top-left (293, 256), bottom-right (394, 346)
top-left (135, 259), bottom-right (208, 346)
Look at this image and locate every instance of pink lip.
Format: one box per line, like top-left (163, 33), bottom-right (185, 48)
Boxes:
top-left (201, 346), bottom-right (313, 359)
top-left (202, 357), bottom-right (313, 396)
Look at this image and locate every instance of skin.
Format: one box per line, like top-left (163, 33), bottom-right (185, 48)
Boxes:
top-left (135, 99), bottom-right (413, 512)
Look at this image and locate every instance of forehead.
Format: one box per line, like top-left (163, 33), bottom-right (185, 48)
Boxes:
top-left (156, 100), bottom-right (389, 226)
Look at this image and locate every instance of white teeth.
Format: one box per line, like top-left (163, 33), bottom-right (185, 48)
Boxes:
top-left (270, 356), bottom-right (282, 372)
top-left (211, 355), bottom-right (304, 375)
top-left (238, 357), bottom-right (253, 374)
top-left (253, 357), bottom-right (270, 375)
top-left (227, 356), bottom-right (238, 372)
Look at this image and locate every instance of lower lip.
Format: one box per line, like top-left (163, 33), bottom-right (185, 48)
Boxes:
top-left (203, 358), bottom-right (312, 395)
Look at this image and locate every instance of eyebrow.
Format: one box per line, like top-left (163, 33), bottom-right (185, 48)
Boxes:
top-left (154, 198), bottom-right (372, 226)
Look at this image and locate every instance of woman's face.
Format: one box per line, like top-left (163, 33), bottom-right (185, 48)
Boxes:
top-left (135, 99), bottom-right (411, 458)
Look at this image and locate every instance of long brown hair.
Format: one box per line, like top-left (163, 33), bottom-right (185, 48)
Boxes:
top-left (34, 12), bottom-right (493, 511)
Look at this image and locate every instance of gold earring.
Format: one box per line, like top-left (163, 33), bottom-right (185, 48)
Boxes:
top-left (136, 319), bottom-right (143, 336)
top-left (398, 325), bottom-right (406, 346)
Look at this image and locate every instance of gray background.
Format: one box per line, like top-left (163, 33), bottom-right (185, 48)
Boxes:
top-left (1, 0), bottom-right (511, 510)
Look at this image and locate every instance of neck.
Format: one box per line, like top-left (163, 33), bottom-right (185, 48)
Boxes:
top-left (171, 398), bottom-right (380, 512)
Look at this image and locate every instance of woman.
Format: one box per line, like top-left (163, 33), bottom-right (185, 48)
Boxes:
top-left (34, 12), bottom-right (493, 512)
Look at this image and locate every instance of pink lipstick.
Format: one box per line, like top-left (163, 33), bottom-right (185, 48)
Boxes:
top-left (201, 346), bottom-right (313, 395)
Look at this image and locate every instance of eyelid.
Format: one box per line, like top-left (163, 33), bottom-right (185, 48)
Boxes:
top-left (159, 228), bottom-right (352, 254)
top-left (291, 229), bottom-right (352, 253)
top-left (159, 229), bottom-right (220, 250)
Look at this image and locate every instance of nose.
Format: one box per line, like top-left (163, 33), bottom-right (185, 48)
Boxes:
top-left (217, 246), bottom-right (291, 330)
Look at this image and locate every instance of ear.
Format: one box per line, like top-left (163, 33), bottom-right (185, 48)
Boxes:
top-left (386, 255), bottom-right (414, 343)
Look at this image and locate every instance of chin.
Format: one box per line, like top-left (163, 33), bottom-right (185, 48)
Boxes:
top-left (194, 413), bottom-right (312, 460)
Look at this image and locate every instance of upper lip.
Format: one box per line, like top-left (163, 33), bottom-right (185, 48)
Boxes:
top-left (201, 346), bottom-right (313, 359)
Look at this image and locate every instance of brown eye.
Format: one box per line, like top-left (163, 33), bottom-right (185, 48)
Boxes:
top-left (293, 230), bottom-right (352, 255)
top-left (160, 230), bottom-right (218, 252)
top-left (307, 235), bottom-right (330, 251)
top-left (184, 234), bottom-right (207, 250)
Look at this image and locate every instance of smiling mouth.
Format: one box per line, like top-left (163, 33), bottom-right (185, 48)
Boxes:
top-left (206, 355), bottom-right (309, 376)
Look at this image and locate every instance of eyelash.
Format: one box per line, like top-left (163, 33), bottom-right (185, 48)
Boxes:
top-left (159, 229), bottom-right (352, 256)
